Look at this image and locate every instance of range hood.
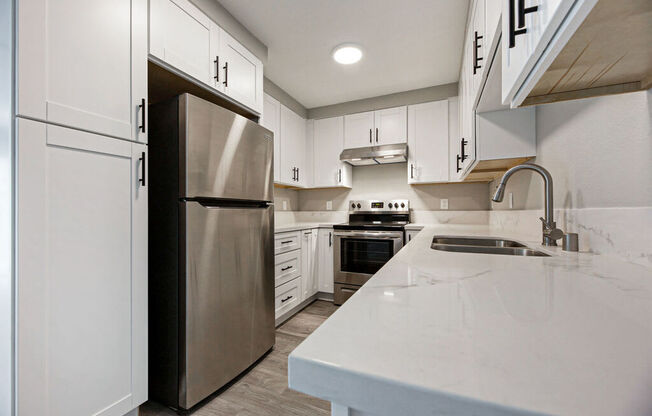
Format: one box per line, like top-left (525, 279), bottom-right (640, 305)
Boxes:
top-left (340, 143), bottom-right (408, 166)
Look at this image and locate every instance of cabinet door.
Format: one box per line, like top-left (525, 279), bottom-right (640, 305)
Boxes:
top-left (310, 229), bottom-right (319, 296)
top-left (471, 0), bottom-right (486, 97)
top-left (374, 106), bottom-right (407, 145)
top-left (219, 28), bottom-right (264, 114)
top-left (301, 230), bottom-right (312, 300)
top-left (16, 119), bottom-right (147, 416)
top-left (344, 111), bottom-right (374, 149)
top-left (407, 100), bottom-right (449, 184)
top-left (280, 105), bottom-right (306, 186)
top-left (261, 94), bottom-right (281, 182)
top-left (317, 229), bottom-right (334, 294)
top-left (18, 0), bottom-right (147, 142)
top-left (313, 116), bottom-right (346, 188)
top-left (150, 0), bottom-right (212, 86)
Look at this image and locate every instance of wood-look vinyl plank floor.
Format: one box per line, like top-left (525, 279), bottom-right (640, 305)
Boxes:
top-left (140, 300), bottom-right (337, 416)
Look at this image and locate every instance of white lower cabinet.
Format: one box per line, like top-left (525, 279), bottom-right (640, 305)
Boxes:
top-left (317, 228), bottom-right (334, 294)
top-left (16, 118), bottom-right (147, 416)
top-left (275, 278), bottom-right (301, 319)
top-left (275, 250), bottom-right (301, 287)
top-left (301, 229), bottom-right (319, 300)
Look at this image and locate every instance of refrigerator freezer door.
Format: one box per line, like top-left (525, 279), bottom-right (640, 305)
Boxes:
top-left (181, 94), bottom-right (274, 202)
top-left (181, 201), bottom-right (275, 408)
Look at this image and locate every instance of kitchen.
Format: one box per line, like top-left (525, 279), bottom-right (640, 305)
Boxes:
top-left (1, 0), bottom-right (651, 415)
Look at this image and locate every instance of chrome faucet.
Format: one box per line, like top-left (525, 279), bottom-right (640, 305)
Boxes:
top-left (492, 163), bottom-right (564, 246)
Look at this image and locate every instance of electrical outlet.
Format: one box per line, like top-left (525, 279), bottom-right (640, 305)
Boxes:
top-left (282, 201), bottom-right (288, 210)
top-left (440, 199), bottom-right (449, 210)
top-left (326, 200), bottom-right (333, 211)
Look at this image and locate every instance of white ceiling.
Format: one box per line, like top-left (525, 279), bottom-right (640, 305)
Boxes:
top-left (218, 0), bottom-right (470, 109)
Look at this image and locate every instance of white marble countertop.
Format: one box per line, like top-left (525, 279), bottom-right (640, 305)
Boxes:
top-left (288, 225), bottom-right (652, 416)
top-left (274, 222), bottom-right (337, 233)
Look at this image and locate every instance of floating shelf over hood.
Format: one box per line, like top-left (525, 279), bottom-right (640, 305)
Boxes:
top-left (340, 143), bottom-right (408, 166)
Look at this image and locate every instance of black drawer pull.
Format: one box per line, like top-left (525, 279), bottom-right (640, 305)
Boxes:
top-left (281, 265), bottom-right (293, 271)
top-left (280, 240), bottom-right (293, 244)
top-left (281, 295), bottom-right (293, 303)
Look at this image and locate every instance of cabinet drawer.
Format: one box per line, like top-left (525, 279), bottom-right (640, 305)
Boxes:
top-left (275, 278), bottom-right (301, 319)
top-left (275, 250), bottom-right (301, 288)
top-left (274, 231), bottom-right (301, 254)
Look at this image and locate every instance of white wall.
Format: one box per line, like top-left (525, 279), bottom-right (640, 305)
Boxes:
top-left (299, 163), bottom-right (490, 211)
top-left (491, 90), bottom-right (652, 210)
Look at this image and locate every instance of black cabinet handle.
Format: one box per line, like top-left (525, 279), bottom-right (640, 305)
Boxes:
top-left (281, 240), bottom-right (293, 244)
top-left (138, 98), bottom-right (146, 133)
top-left (292, 167), bottom-right (296, 181)
top-left (281, 295), bottom-right (293, 303)
top-left (509, 0), bottom-right (534, 48)
top-left (375, 128), bottom-right (379, 143)
top-left (410, 163), bottom-right (414, 179)
top-left (223, 61), bottom-right (228, 87)
top-left (518, 0), bottom-right (539, 29)
top-left (338, 168), bottom-right (342, 183)
top-left (297, 168), bottom-right (299, 182)
top-left (473, 31), bottom-right (483, 75)
top-left (329, 232), bottom-right (332, 247)
top-left (139, 151), bottom-right (146, 186)
top-left (456, 154), bottom-right (462, 173)
top-left (281, 265), bottom-right (293, 271)
top-left (369, 128), bottom-right (372, 143)
top-left (214, 56), bottom-right (219, 82)
top-left (461, 138), bottom-right (469, 161)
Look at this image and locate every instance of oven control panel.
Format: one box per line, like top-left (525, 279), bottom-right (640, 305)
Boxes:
top-left (348, 200), bottom-right (409, 213)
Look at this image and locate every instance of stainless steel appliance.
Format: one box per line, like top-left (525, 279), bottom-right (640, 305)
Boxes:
top-left (148, 94), bottom-right (275, 410)
top-left (333, 200), bottom-right (409, 305)
top-left (340, 143), bottom-right (408, 166)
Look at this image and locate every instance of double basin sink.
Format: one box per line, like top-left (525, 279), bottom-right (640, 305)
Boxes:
top-left (431, 236), bottom-right (550, 257)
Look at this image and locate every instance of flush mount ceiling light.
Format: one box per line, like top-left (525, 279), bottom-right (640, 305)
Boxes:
top-left (332, 44), bottom-right (363, 65)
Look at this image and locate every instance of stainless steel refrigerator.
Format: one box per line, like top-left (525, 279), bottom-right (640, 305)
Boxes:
top-left (148, 94), bottom-right (275, 410)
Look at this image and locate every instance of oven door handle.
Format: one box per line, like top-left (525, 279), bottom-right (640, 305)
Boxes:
top-left (334, 231), bottom-right (403, 239)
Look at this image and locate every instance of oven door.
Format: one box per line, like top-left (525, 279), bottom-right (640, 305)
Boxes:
top-left (334, 230), bottom-right (404, 286)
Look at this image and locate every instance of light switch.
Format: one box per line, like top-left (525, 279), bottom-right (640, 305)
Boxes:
top-left (326, 200), bottom-right (333, 211)
top-left (509, 193), bottom-right (513, 209)
top-left (440, 199), bottom-right (449, 210)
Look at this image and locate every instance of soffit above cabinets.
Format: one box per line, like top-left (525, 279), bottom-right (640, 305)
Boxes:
top-left (217, 0), bottom-right (470, 108)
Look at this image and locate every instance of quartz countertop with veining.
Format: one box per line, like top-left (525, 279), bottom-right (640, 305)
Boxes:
top-left (288, 225), bottom-right (652, 416)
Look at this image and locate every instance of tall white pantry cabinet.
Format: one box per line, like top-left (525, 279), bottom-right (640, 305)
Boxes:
top-left (15, 0), bottom-right (148, 415)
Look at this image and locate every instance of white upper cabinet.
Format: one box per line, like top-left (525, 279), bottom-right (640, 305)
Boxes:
top-left (261, 93), bottom-right (281, 183)
top-left (344, 107), bottom-right (407, 148)
top-left (313, 117), bottom-right (352, 188)
top-left (150, 0), bottom-right (264, 114)
top-left (374, 106), bottom-right (408, 145)
top-left (502, 0), bottom-right (582, 106)
top-left (470, 0), bottom-right (486, 97)
top-left (219, 29), bottom-right (264, 113)
top-left (16, 118), bottom-right (148, 416)
top-left (343, 111), bottom-right (375, 149)
top-left (280, 105), bottom-right (307, 187)
top-left (17, 0), bottom-right (148, 142)
top-left (407, 100), bottom-right (450, 184)
top-left (150, 0), bottom-right (213, 86)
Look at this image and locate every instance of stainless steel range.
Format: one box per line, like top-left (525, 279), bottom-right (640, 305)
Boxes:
top-left (333, 200), bottom-right (410, 305)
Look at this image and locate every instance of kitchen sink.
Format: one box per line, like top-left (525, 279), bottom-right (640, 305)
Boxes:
top-left (431, 236), bottom-right (550, 257)
top-left (431, 236), bottom-right (527, 248)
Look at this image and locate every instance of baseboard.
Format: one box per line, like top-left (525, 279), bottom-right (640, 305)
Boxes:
top-left (316, 292), bottom-right (334, 302)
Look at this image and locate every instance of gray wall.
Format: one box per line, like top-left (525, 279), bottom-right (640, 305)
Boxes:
top-left (298, 163), bottom-right (490, 211)
top-left (273, 187), bottom-right (300, 211)
top-left (0, 0), bottom-right (13, 413)
top-left (308, 83), bottom-right (458, 119)
top-left (190, 0), bottom-right (267, 62)
top-left (491, 90), bottom-right (652, 210)
top-left (264, 78), bottom-right (309, 119)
